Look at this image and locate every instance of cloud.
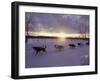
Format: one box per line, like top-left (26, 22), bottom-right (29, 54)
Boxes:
top-left (25, 12), bottom-right (89, 34)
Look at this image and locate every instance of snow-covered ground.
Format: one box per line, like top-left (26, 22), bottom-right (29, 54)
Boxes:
top-left (25, 38), bottom-right (89, 68)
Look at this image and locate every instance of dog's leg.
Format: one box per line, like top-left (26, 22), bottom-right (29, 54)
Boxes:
top-left (35, 51), bottom-right (38, 56)
top-left (37, 51), bottom-right (40, 56)
top-left (40, 51), bottom-right (43, 56)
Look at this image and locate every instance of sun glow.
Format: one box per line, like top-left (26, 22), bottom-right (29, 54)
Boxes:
top-left (26, 31), bottom-right (89, 38)
top-left (55, 32), bottom-right (67, 38)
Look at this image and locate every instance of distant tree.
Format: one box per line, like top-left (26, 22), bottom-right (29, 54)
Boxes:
top-left (25, 13), bottom-right (33, 43)
top-left (78, 23), bottom-right (87, 39)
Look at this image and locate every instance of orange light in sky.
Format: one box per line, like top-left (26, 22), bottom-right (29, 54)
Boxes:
top-left (55, 32), bottom-right (67, 38)
top-left (26, 31), bottom-right (89, 38)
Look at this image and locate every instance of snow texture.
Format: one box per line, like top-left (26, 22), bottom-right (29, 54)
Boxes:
top-left (25, 38), bottom-right (89, 68)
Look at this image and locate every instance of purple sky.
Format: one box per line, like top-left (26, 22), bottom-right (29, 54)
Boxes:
top-left (25, 12), bottom-right (89, 34)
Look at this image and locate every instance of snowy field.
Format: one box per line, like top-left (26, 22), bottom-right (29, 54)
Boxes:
top-left (25, 38), bottom-right (89, 68)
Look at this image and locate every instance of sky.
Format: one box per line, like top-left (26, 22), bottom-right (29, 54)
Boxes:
top-left (25, 12), bottom-right (89, 34)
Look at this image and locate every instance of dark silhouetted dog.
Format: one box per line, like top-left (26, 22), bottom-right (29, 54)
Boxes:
top-left (86, 41), bottom-right (89, 45)
top-left (54, 45), bottom-right (64, 51)
top-left (68, 44), bottom-right (76, 48)
top-left (77, 43), bottom-right (83, 46)
top-left (32, 45), bottom-right (46, 56)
